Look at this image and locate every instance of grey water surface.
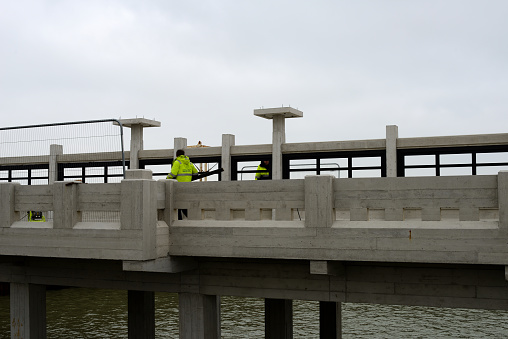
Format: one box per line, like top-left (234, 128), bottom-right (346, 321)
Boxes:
top-left (2, 288), bottom-right (508, 338)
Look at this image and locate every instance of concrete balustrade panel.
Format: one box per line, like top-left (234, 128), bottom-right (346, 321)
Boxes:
top-left (0, 183), bottom-right (20, 228)
top-left (173, 180), bottom-right (304, 222)
top-left (334, 176), bottom-right (498, 221)
top-left (305, 175), bottom-right (334, 228)
top-left (53, 181), bottom-right (81, 229)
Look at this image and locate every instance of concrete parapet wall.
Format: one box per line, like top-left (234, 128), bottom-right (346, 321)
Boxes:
top-left (0, 171), bottom-right (166, 261)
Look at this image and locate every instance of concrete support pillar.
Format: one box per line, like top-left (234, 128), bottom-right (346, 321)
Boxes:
top-left (386, 125), bottom-right (398, 177)
top-left (53, 181), bottom-right (82, 229)
top-left (10, 283), bottom-right (46, 339)
top-left (128, 290), bottom-right (155, 339)
top-left (121, 169), bottom-right (157, 260)
top-left (499, 171), bottom-right (508, 230)
top-left (118, 118), bottom-right (161, 170)
top-left (174, 137), bottom-right (187, 159)
top-left (320, 301), bottom-right (342, 339)
top-left (0, 182), bottom-right (20, 228)
top-left (254, 107), bottom-right (303, 180)
top-left (179, 293), bottom-right (221, 339)
top-left (272, 115), bottom-right (285, 180)
top-left (265, 298), bottom-right (293, 339)
top-left (49, 144), bottom-right (63, 183)
top-left (129, 124), bottom-right (143, 170)
top-left (221, 134), bottom-right (235, 181)
top-left (305, 175), bottom-right (334, 228)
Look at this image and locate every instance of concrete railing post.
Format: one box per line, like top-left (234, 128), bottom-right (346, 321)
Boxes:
top-left (0, 182), bottom-right (20, 228)
top-left (174, 137), bottom-right (187, 159)
top-left (121, 169), bottom-right (157, 260)
top-left (305, 175), bottom-right (334, 228)
top-left (49, 144), bottom-right (63, 184)
top-left (499, 171), bottom-right (508, 230)
top-left (53, 181), bottom-right (82, 229)
top-left (386, 125), bottom-right (398, 178)
top-left (221, 134), bottom-right (235, 181)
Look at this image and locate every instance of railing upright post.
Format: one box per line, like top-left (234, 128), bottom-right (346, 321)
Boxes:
top-left (121, 169), bottom-right (157, 260)
top-left (386, 125), bottom-right (398, 178)
top-left (221, 134), bottom-right (235, 181)
top-left (304, 175), bottom-right (334, 228)
top-left (53, 181), bottom-right (82, 228)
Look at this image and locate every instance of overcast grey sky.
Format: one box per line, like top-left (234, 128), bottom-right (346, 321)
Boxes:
top-left (1, 0), bottom-right (507, 150)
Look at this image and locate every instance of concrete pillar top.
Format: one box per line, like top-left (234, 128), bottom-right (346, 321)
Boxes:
top-left (117, 118), bottom-right (161, 128)
top-left (254, 107), bottom-right (303, 119)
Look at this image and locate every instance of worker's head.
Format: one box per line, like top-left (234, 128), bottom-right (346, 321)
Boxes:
top-left (176, 149), bottom-right (185, 157)
top-left (262, 160), bottom-right (270, 166)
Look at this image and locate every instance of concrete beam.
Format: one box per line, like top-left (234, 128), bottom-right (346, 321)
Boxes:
top-left (123, 257), bottom-right (197, 273)
top-left (221, 134), bottom-right (235, 181)
top-left (310, 261), bottom-right (345, 276)
top-left (386, 125), bottom-right (398, 178)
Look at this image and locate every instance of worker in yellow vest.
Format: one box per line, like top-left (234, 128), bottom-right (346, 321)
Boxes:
top-left (255, 160), bottom-right (271, 180)
top-left (167, 149), bottom-right (198, 219)
top-left (167, 149), bottom-right (198, 182)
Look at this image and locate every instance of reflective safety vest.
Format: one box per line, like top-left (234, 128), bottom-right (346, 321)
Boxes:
top-left (255, 165), bottom-right (270, 180)
top-left (167, 155), bottom-right (198, 182)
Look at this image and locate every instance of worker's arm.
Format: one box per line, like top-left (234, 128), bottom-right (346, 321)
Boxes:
top-left (167, 161), bottom-right (180, 179)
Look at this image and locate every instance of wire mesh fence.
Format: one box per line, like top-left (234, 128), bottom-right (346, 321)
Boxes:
top-left (0, 119), bottom-right (126, 185)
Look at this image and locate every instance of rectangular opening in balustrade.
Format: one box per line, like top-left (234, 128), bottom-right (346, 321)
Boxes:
top-left (231, 210), bottom-right (245, 220)
top-left (479, 208), bottom-right (499, 221)
top-left (81, 211), bottom-right (120, 222)
top-left (368, 209), bottom-right (385, 220)
top-left (335, 209), bottom-right (350, 220)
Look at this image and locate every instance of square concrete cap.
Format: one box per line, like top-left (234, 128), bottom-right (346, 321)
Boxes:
top-left (254, 107), bottom-right (303, 119)
top-left (116, 118), bottom-right (161, 128)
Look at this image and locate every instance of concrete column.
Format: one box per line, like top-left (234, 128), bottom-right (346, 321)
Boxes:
top-left (0, 182), bottom-right (20, 228)
top-left (128, 290), bottom-right (155, 339)
top-left (179, 293), bottom-right (221, 339)
top-left (53, 181), bottom-right (82, 229)
top-left (129, 124), bottom-right (143, 170)
top-left (118, 118), bottom-right (161, 170)
top-left (174, 137), bottom-right (187, 159)
top-left (254, 107), bottom-right (303, 180)
top-left (121, 169), bottom-right (157, 260)
top-left (10, 283), bottom-right (46, 339)
top-left (221, 134), bottom-right (235, 181)
top-left (272, 115), bottom-right (285, 180)
top-left (265, 298), bottom-right (293, 339)
top-left (49, 144), bottom-right (63, 183)
top-left (305, 175), bottom-right (334, 228)
top-left (499, 171), bottom-right (508, 230)
top-left (386, 125), bottom-right (398, 177)
top-left (320, 301), bottom-right (342, 339)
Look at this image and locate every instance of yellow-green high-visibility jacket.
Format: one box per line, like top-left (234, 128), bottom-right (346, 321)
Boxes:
top-left (255, 165), bottom-right (270, 180)
top-left (167, 155), bottom-right (198, 182)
